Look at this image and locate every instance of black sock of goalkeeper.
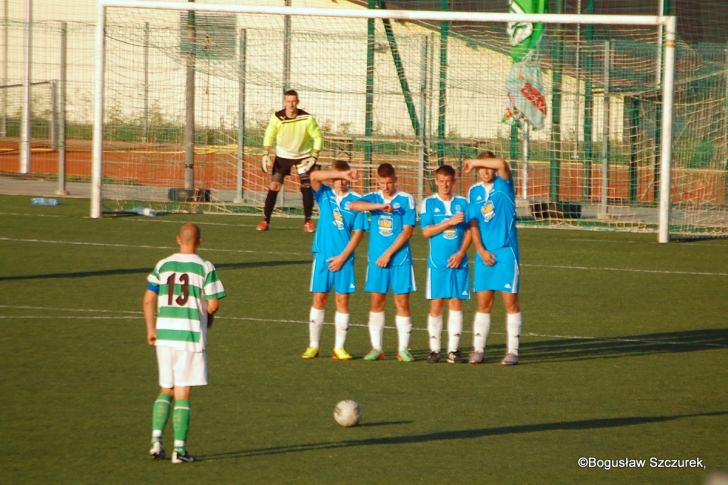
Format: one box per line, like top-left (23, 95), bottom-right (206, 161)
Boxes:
top-left (264, 190), bottom-right (278, 222)
top-left (301, 186), bottom-right (314, 221)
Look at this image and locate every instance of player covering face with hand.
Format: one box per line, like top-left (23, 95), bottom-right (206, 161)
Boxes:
top-left (302, 161), bottom-right (365, 360)
top-left (464, 151), bottom-right (522, 366)
top-left (420, 165), bottom-right (471, 364)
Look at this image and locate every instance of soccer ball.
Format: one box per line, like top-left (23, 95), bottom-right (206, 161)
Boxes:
top-left (333, 400), bottom-right (362, 427)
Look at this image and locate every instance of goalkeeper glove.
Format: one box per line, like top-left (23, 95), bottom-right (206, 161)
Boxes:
top-left (261, 154), bottom-right (271, 174)
top-left (296, 156), bottom-right (317, 175)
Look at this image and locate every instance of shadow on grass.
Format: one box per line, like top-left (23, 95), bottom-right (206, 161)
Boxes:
top-left (349, 329), bottom-right (728, 365)
top-left (199, 411), bottom-right (727, 461)
top-left (0, 259), bottom-right (310, 282)
top-left (517, 328), bottom-right (728, 364)
top-left (357, 420), bottom-right (414, 428)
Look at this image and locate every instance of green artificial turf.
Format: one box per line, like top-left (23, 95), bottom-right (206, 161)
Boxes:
top-left (1, 195), bottom-right (726, 484)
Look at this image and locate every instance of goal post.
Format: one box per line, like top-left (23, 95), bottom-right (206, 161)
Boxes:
top-left (90, 1), bottom-right (686, 241)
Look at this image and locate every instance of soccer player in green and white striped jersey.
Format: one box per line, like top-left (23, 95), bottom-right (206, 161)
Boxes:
top-left (143, 223), bottom-right (226, 464)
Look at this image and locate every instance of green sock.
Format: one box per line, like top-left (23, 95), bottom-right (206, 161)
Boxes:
top-left (173, 398), bottom-right (191, 451)
top-left (151, 393), bottom-right (172, 441)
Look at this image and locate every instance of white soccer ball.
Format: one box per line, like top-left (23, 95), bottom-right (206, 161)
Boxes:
top-left (333, 399), bottom-right (362, 427)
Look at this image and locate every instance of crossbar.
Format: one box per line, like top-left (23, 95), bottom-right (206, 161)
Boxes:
top-left (98, 0), bottom-right (670, 27)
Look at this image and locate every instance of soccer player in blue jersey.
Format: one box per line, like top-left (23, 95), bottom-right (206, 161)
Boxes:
top-left (464, 151), bottom-right (522, 366)
top-left (420, 165), bottom-right (471, 364)
top-left (350, 163), bottom-right (417, 362)
top-left (301, 161), bottom-right (365, 360)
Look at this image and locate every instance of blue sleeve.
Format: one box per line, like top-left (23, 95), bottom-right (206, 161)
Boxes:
top-left (353, 211), bottom-right (367, 231)
top-left (313, 183), bottom-right (330, 203)
top-left (458, 200), bottom-right (470, 230)
top-left (495, 176), bottom-right (515, 196)
top-left (403, 197), bottom-right (416, 227)
top-left (420, 200), bottom-right (434, 228)
top-left (467, 199), bottom-right (478, 223)
top-left (359, 192), bottom-right (377, 204)
top-left (147, 283), bottom-right (160, 293)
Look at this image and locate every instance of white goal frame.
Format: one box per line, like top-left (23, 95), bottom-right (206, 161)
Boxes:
top-left (91, 0), bottom-right (677, 243)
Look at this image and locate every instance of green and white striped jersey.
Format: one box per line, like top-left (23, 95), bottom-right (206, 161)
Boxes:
top-left (147, 253), bottom-right (226, 353)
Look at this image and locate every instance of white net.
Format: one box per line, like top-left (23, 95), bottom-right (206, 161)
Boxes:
top-left (5, 2), bottom-right (720, 237)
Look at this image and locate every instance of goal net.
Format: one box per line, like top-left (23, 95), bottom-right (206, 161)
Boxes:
top-left (91, 1), bottom-right (727, 241)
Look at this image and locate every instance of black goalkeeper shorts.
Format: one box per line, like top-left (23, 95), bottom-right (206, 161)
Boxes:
top-left (271, 156), bottom-right (318, 188)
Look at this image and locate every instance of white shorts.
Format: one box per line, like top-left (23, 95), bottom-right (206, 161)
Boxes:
top-left (156, 346), bottom-right (208, 388)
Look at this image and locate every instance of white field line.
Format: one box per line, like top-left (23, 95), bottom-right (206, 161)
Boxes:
top-left (1, 304), bottom-right (726, 348)
top-left (1, 236), bottom-right (727, 277)
top-left (3, 211), bottom-right (726, 247)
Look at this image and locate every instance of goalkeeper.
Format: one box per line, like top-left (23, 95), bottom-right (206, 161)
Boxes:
top-left (257, 89), bottom-right (323, 233)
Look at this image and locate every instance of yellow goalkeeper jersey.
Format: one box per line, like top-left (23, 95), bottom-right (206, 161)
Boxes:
top-left (263, 109), bottom-right (323, 160)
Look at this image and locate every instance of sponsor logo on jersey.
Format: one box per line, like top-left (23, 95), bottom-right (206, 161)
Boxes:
top-left (332, 209), bottom-right (344, 230)
top-left (481, 202), bottom-right (495, 222)
top-left (443, 228), bottom-right (457, 240)
top-left (378, 215), bottom-right (394, 237)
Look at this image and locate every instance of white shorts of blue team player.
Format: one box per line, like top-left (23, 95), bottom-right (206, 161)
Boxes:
top-left (473, 246), bottom-right (520, 294)
top-left (426, 264), bottom-right (470, 300)
top-left (309, 253), bottom-right (357, 294)
top-left (156, 346), bottom-right (208, 388)
top-left (364, 261), bottom-right (416, 295)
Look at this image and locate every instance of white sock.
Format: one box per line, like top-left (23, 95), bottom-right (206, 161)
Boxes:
top-left (447, 310), bottom-right (463, 353)
top-left (427, 314), bottom-right (443, 352)
top-left (368, 311), bottom-right (385, 350)
top-left (473, 312), bottom-right (491, 352)
top-left (507, 312), bottom-right (522, 355)
top-left (396, 315), bottom-right (412, 352)
top-left (334, 312), bottom-right (349, 350)
top-left (308, 307), bottom-right (325, 348)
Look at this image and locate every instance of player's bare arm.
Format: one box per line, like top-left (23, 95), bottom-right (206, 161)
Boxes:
top-left (310, 169), bottom-right (358, 192)
top-left (376, 225), bottom-right (413, 268)
top-left (206, 298), bottom-right (220, 329)
top-left (143, 289), bottom-right (157, 345)
top-left (327, 229), bottom-right (364, 272)
top-left (463, 157), bottom-right (511, 180)
top-left (421, 212), bottom-right (466, 238)
top-left (469, 219), bottom-right (495, 266)
top-left (350, 200), bottom-right (393, 213)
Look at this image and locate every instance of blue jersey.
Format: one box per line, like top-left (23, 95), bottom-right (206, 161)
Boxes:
top-left (312, 184), bottom-right (366, 260)
top-left (468, 177), bottom-right (519, 261)
top-left (420, 194), bottom-right (469, 270)
top-left (357, 190), bottom-right (416, 266)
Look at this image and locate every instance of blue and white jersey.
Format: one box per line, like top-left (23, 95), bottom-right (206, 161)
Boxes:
top-left (357, 190), bottom-right (416, 266)
top-left (419, 194), bottom-right (469, 270)
top-left (467, 177), bottom-right (519, 261)
top-left (312, 184), bottom-right (366, 260)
